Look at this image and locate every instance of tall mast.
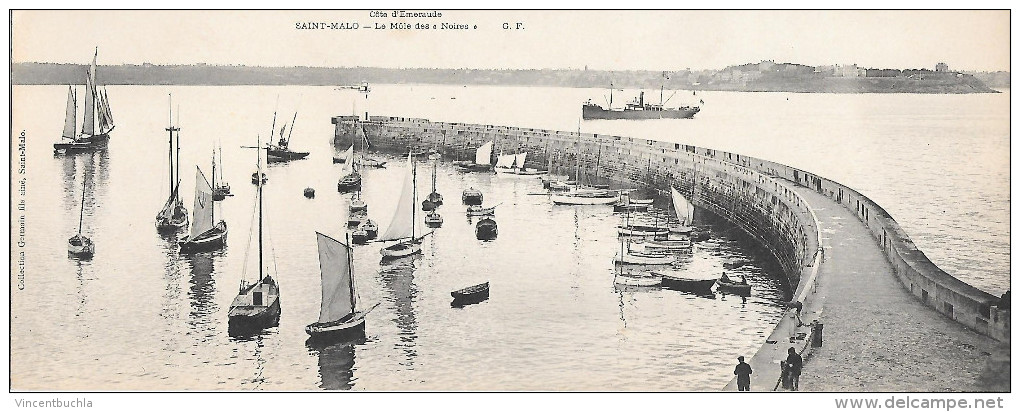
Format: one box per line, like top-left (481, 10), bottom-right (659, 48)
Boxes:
top-left (347, 233), bottom-right (356, 310)
top-left (411, 152), bottom-right (417, 240)
top-left (165, 94), bottom-right (178, 199)
top-left (609, 82), bottom-right (613, 109)
top-left (211, 149), bottom-right (216, 223)
top-left (431, 158), bottom-right (437, 192)
top-left (79, 172), bottom-right (87, 235)
top-left (257, 134), bottom-right (264, 282)
top-left (287, 111), bottom-right (298, 145)
top-left (175, 104), bottom-right (181, 204)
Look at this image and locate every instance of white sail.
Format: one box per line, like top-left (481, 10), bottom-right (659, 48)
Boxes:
top-left (670, 186), bottom-right (695, 225)
top-left (475, 141), bottom-right (493, 165)
top-left (378, 154), bottom-right (416, 241)
top-left (495, 153), bottom-right (515, 168)
top-left (190, 167), bottom-right (215, 238)
top-left (62, 86), bottom-right (76, 139)
top-left (82, 62), bottom-right (96, 136)
top-left (316, 232), bottom-right (355, 323)
top-left (514, 152), bottom-right (528, 169)
top-left (339, 146), bottom-right (354, 175)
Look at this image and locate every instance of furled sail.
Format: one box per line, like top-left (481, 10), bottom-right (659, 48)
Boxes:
top-left (158, 184), bottom-right (181, 219)
top-left (316, 232), bottom-right (355, 323)
top-left (102, 88), bottom-right (114, 125)
top-left (190, 166), bottom-right (215, 238)
top-left (475, 141), bottom-right (493, 165)
top-left (62, 86), bottom-right (76, 139)
top-left (495, 153), bottom-right (515, 168)
top-left (670, 186), bottom-right (695, 225)
top-left (378, 154), bottom-right (416, 241)
top-left (514, 152), bottom-right (528, 169)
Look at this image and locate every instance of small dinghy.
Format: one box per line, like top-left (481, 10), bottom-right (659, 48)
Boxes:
top-left (716, 273), bottom-right (751, 295)
top-left (451, 282), bottom-right (489, 306)
top-left (304, 187), bottom-right (315, 198)
top-left (475, 217), bottom-right (498, 240)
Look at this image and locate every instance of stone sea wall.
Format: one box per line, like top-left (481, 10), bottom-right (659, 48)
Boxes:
top-left (332, 115), bottom-right (1009, 342)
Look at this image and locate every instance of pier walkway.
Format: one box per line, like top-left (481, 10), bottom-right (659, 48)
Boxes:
top-left (788, 184), bottom-right (999, 391)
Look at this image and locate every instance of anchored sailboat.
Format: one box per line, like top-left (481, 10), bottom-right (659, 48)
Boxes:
top-left (337, 141), bottom-right (362, 192)
top-left (455, 141), bottom-right (493, 172)
top-left (155, 95), bottom-right (188, 232)
top-left (305, 232), bottom-right (379, 340)
top-left (178, 166), bottom-right (228, 252)
top-left (213, 144), bottom-right (232, 200)
top-left (266, 110), bottom-right (310, 161)
top-left (53, 48), bottom-right (114, 153)
top-left (228, 134), bottom-right (281, 335)
top-left (379, 153), bottom-right (431, 260)
top-left (422, 157), bottom-right (443, 210)
top-left (67, 172), bottom-right (95, 259)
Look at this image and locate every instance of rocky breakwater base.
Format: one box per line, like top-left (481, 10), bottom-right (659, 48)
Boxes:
top-left (333, 115), bottom-right (1010, 391)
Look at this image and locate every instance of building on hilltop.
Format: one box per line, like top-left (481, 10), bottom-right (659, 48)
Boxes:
top-left (936, 62), bottom-right (949, 72)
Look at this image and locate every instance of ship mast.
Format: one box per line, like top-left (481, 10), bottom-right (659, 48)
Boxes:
top-left (257, 134), bottom-right (264, 282)
top-left (78, 172), bottom-right (87, 235)
top-left (165, 94), bottom-right (179, 201)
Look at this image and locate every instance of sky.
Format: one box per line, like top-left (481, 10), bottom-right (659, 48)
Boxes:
top-left (10, 10), bottom-right (1012, 72)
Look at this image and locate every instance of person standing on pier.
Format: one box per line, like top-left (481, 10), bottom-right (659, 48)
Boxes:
top-left (786, 347), bottom-right (803, 391)
top-left (734, 356), bottom-right (752, 391)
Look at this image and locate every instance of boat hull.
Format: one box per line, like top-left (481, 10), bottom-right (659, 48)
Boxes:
top-left (178, 222), bottom-right (228, 253)
top-left (618, 225), bottom-right (670, 237)
top-left (495, 167), bottom-right (548, 177)
top-left (451, 282), bottom-right (490, 306)
top-left (455, 163), bottom-right (493, 173)
top-left (155, 213), bottom-right (189, 233)
top-left (717, 277), bottom-right (752, 296)
top-left (227, 279), bottom-right (281, 336)
top-left (551, 193), bottom-right (619, 205)
top-left (614, 252), bottom-right (675, 265)
top-left (305, 311), bottom-right (369, 341)
top-left (67, 236), bottom-right (95, 259)
top-left (659, 273), bottom-right (716, 293)
top-left (266, 148), bottom-right (309, 162)
top-left (380, 241), bottom-right (422, 259)
top-left (337, 173), bottom-right (362, 192)
top-left (614, 272), bottom-right (662, 287)
top-left (425, 213), bottom-right (443, 227)
top-left (582, 104), bottom-right (700, 120)
top-left (475, 219), bottom-right (498, 240)
top-left (462, 191), bottom-right (483, 205)
top-left (53, 132), bottom-right (111, 153)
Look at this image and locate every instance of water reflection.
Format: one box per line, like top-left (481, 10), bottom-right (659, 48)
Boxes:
top-left (379, 257), bottom-right (419, 367)
top-left (306, 336), bottom-right (364, 390)
top-left (186, 253), bottom-right (218, 335)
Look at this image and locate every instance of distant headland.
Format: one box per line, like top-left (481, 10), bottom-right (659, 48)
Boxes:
top-left (11, 60), bottom-right (1006, 93)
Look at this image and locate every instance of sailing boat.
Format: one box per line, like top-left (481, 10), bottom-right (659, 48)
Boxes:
top-left (53, 48), bottom-right (114, 153)
top-left (614, 229), bottom-right (662, 286)
top-left (155, 95), bottom-right (189, 232)
top-left (496, 151), bottom-right (548, 177)
top-left (669, 185), bottom-right (696, 235)
top-left (266, 111), bottom-right (310, 161)
top-left (379, 153), bottom-right (432, 260)
top-left (228, 134), bottom-right (281, 335)
top-left (337, 140), bottom-right (362, 192)
top-left (178, 166), bottom-right (228, 252)
top-left (550, 138), bottom-right (618, 205)
top-left (455, 141), bottom-right (493, 172)
top-left (306, 232), bottom-right (379, 340)
top-left (422, 157), bottom-right (443, 210)
top-left (67, 172), bottom-right (95, 259)
top-left (213, 144), bottom-right (232, 200)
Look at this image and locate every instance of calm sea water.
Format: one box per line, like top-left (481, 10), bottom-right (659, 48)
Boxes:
top-left (9, 84), bottom-right (1008, 391)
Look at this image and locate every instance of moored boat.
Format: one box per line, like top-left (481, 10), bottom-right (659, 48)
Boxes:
top-left (467, 204), bottom-right (498, 217)
top-left (379, 153), bottom-right (432, 260)
top-left (212, 144), bottom-right (232, 200)
top-left (717, 273), bottom-right (751, 295)
top-left (266, 110), bottom-right (310, 162)
top-left (155, 95), bottom-right (188, 232)
top-left (614, 271), bottom-right (662, 287)
top-left (178, 166), bottom-right (228, 253)
top-left (617, 224), bottom-right (669, 237)
top-left (455, 141), bottom-right (493, 172)
top-left (228, 133), bottom-right (280, 336)
top-left (462, 187), bottom-right (483, 205)
top-left (349, 192), bottom-right (368, 213)
top-left (305, 232), bottom-right (379, 341)
top-left (658, 271), bottom-right (717, 293)
top-left (53, 49), bottom-right (114, 154)
top-left (304, 187), bottom-right (315, 198)
top-left (451, 282), bottom-right (489, 306)
top-left (68, 172), bottom-right (95, 259)
top-left (425, 211), bottom-right (443, 227)
top-left (475, 217), bottom-right (498, 240)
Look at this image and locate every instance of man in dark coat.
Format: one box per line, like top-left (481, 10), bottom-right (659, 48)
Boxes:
top-left (786, 347), bottom-right (803, 391)
top-left (734, 356), bottom-right (752, 391)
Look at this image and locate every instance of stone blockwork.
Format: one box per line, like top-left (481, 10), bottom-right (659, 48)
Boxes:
top-left (333, 115), bottom-right (1009, 343)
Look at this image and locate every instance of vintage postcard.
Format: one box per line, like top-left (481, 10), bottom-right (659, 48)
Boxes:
top-left (6, 8), bottom-right (1012, 408)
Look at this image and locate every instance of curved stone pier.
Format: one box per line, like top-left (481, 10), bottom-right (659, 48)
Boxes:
top-left (333, 115), bottom-right (1010, 391)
